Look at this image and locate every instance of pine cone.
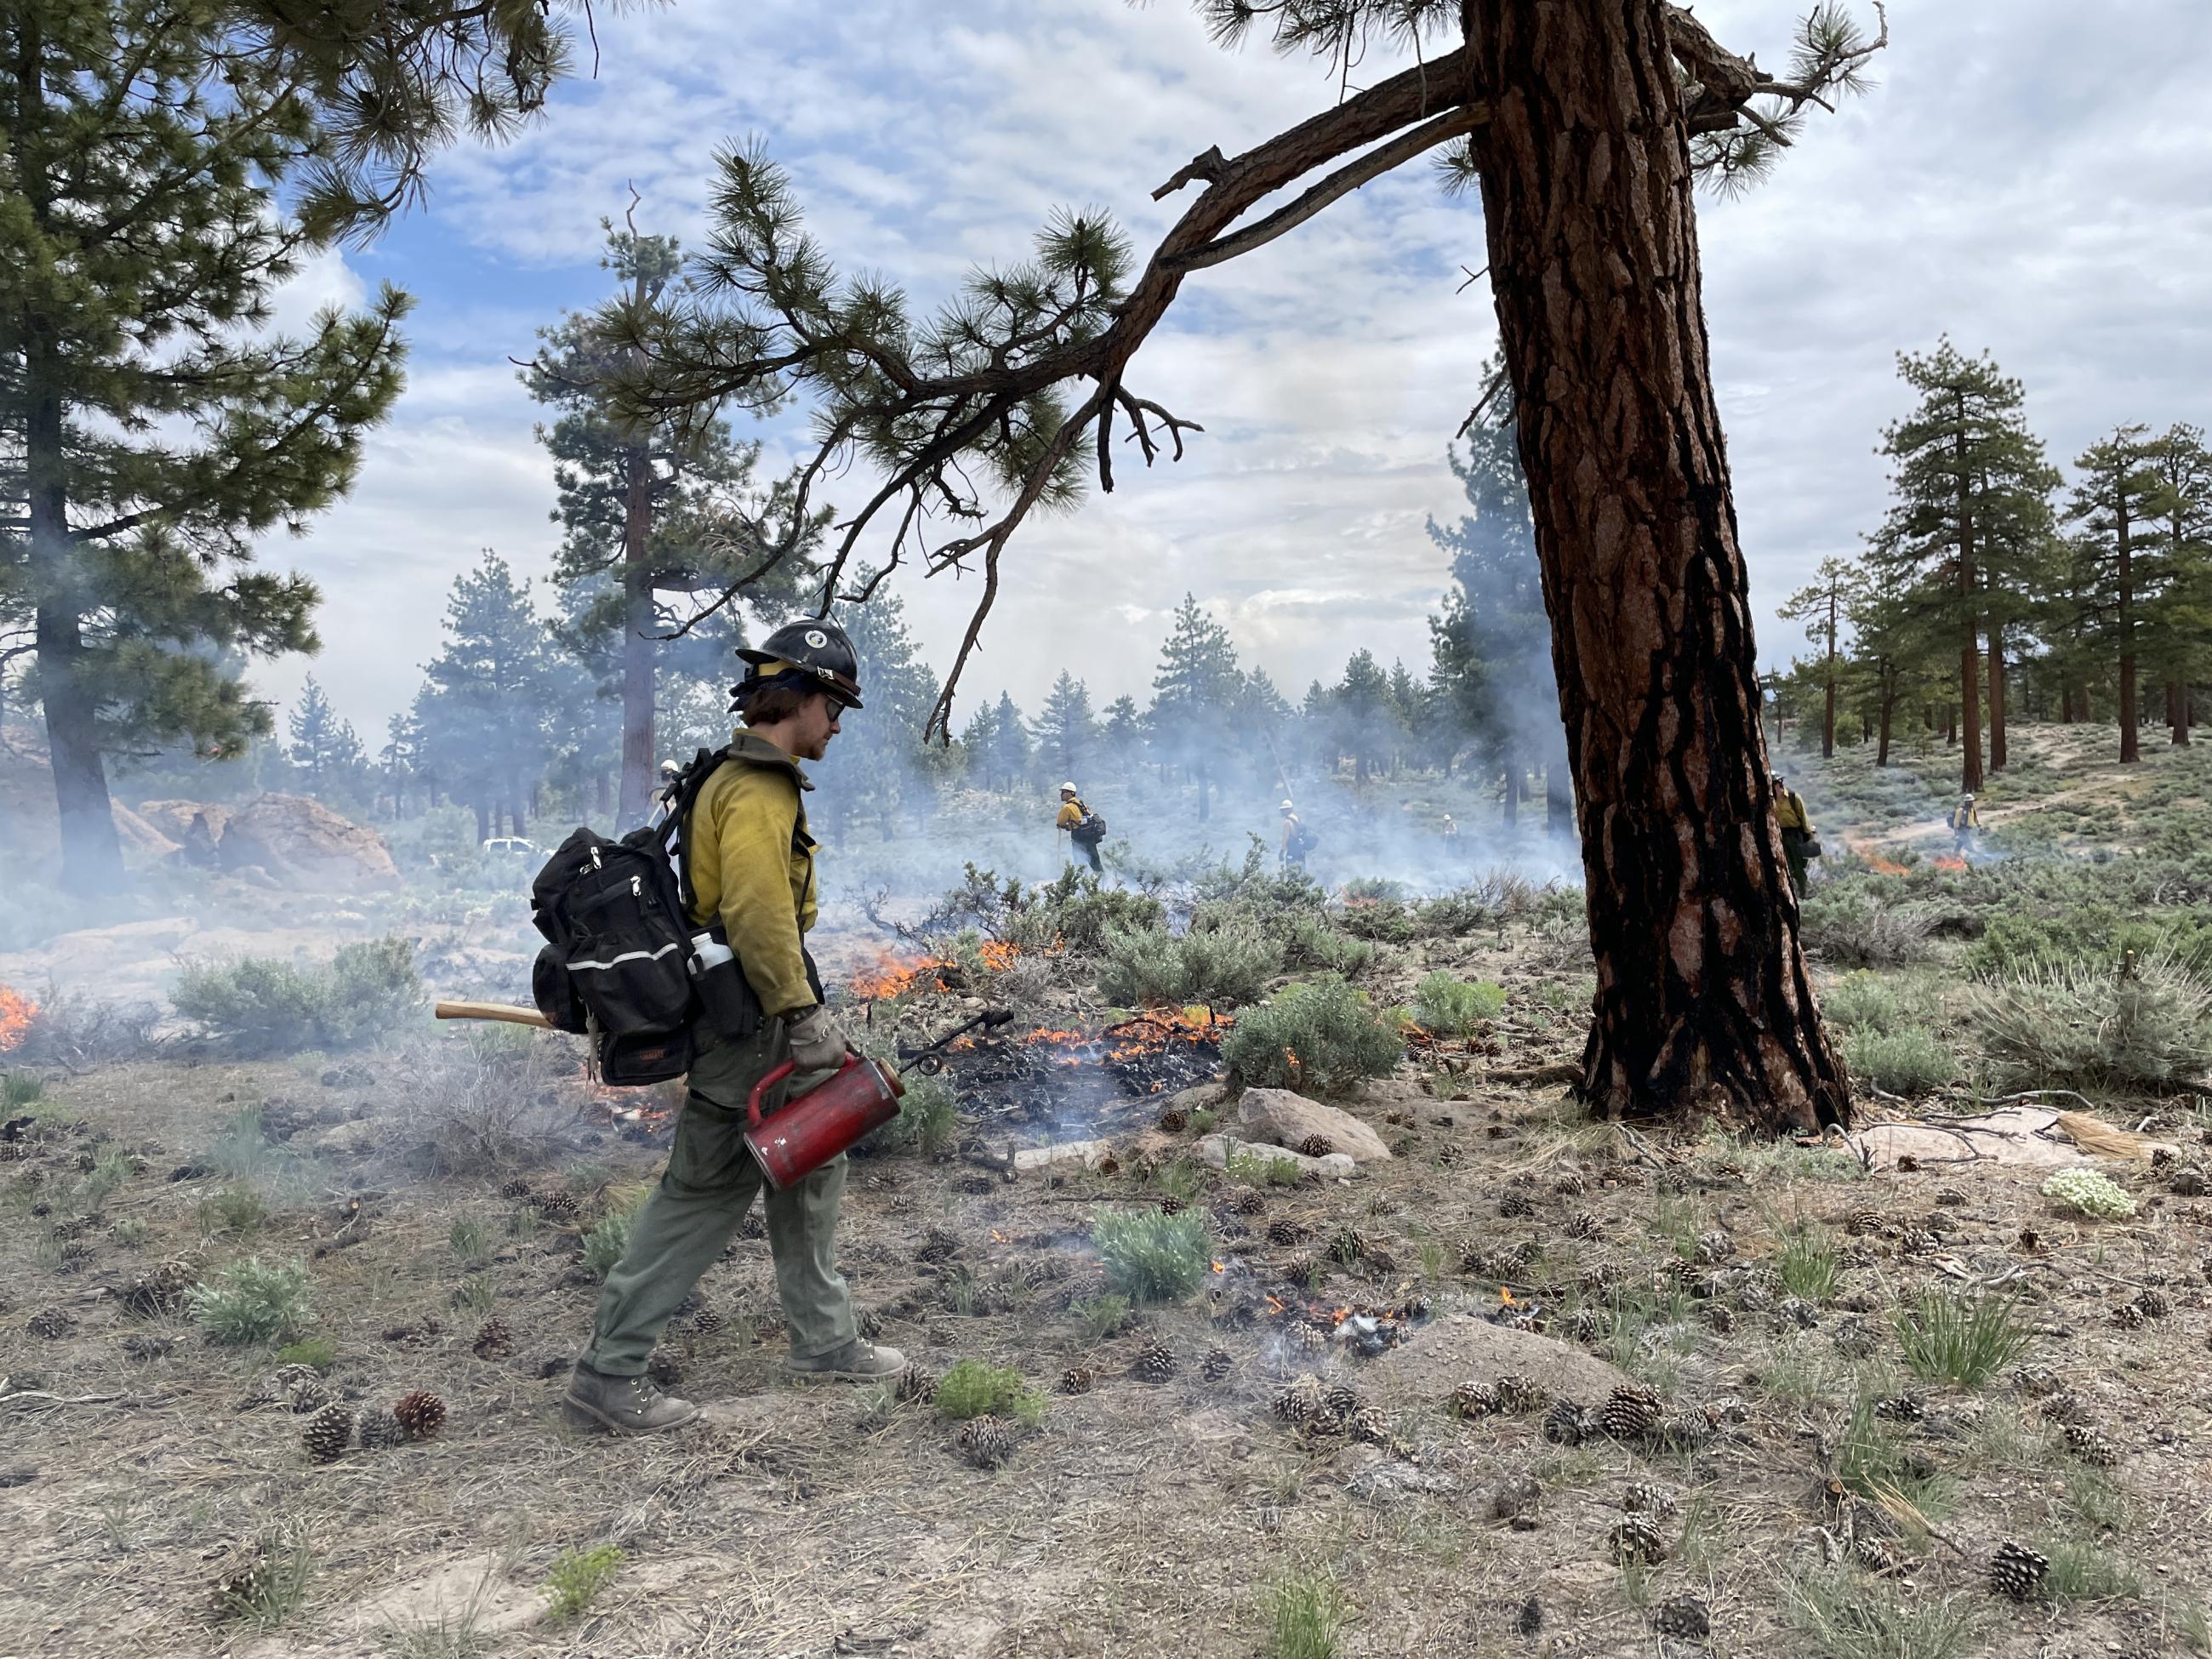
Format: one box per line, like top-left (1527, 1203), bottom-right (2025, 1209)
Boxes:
top-left (1491, 1473), bottom-right (1542, 1520)
top-left (471, 1318), bottom-right (514, 1359)
top-left (897, 1363), bottom-right (938, 1405)
top-left (497, 1177), bottom-right (532, 1199)
top-left (300, 1403), bottom-right (354, 1462)
top-left (2011, 1364), bottom-right (2061, 1397)
top-left (1566, 1308), bottom-right (1602, 1343)
top-left (1273, 1375), bottom-right (1323, 1424)
top-left (2037, 1390), bottom-right (2089, 1425)
top-left (1229, 1189), bottom-right (1267, 1216)
top-left (1989, 1540), bottom-right (2048, 1600)
top-left (242, 1364), bottom-right (330, 1415)
top-left (1265, 1217), bottom-right (1303, 1246)
top-left (2112, 1301), bottom-right (2147, 1331)
top-left (1157, 1107), bottom-right (1190, 1134)
top-left (1932, 1184), bottom-right (1967, 1206)
top-left (534, 1189), bottom-right (581, 1223)
top-left (1132, 1338), bottom-right (1176, 1383)
top-left (123, 1259), bottom-right (192, 1319)
top-left (1499, 1189), bottom-right (1536, 1218)
top-left (1873, 1393), bottom-right (1926, 1423)
top-left (358, 1408), bottom-right (407, 1451)
top-left (1601, 1385), bottom-right (1664, 1443)
top-left (2170, 1166), bottom-right (2208, 1197)
top-left (1495, 1372), bottom-right (1548, 1414)
top-left (737, 1211), bottom-right (767, 1240)
top-left (1057, 1365), bottom-right (1093, 1396)
top-left (1158, 1194), bottom-right (1186, 1217)
top-left (392, 1391), bottom-right (447, 1441)
top-left (1564, 1211), bottom-right (1602, 1240)
top-left (122, 1332), bottom-right (175, 1361)
top-left (1609, 1514), bottom-right (1669, 1565)
top-left (1320, 1381), bottom-right (1360, 1421)
top-left (1622, 1479), bottom-right (1679, 1519)
top-left (1655, 1406), bottom-right (1713, 1449)
top-left (1290, 1318), bottom-right (1331, 1353)
top-left (957, 1415), bottom-right (1014, 1468)
top-left (1542, 1397), bottom-right (1596, 1446)
top-left (1553, 1172), bottom-right (1588, 1196)
top-left (1094, 1153), bottom-right (1121, 1177)
top-left (1451, 1380), bottom-right (1501, 1419)
top-left (1284, 1256), bottom-right (1322, 1291)
top-left (2063, 1421), bottom-right (2119, 1467)
top-left (1692, 1228), bottom-right (1733, 1265)
top-left (2135, 1289), bottom-right (2171, 1320)
top-left (1650, 1593), bottom-right (1709, 1639)
top-left (1200, 1346), bottom-right (1233, 1382)
top-left (26, 1307), bottom-right (72, 1339)
top-left (1852, 1535), bottom-right (1906, 1576)
top-left (1348, 1405), bottom-right (1394, 1446)
top-left (689, 1306), bottom-right (727, 1337)
top-left (647, 1348), bottom-right (682, 1387)
top-left (1328, 1226), bottom-right (1366, 1264)
top-left (1297, 1134), bottom-right (1334, 1160)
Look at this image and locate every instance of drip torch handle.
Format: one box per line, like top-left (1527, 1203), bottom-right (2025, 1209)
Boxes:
top-left (745, 1053), bottom-right (861, 1131)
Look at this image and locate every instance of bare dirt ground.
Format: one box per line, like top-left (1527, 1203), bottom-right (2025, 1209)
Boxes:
top-left (7, 738), bottom-right (2212, 1658)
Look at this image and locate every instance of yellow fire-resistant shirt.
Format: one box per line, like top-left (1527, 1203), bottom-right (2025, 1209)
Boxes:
top-left (1056, 799), bottom-right (1086, 830)
top-left (684, 733), bottom-right (819, 1018)
top-left (1774, 790), bottom-right (1812, 835)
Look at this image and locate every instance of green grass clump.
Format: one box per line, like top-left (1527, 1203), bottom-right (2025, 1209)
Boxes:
top-left (581, 1194), bottom-right (647, 1280)
top-left (1895, 1291), bottom-right (2030, 1388)
top-left (2038, 1536), bottom-right (2145, 1601)
top-left (275, 1336), bottom-right (337, 1371)
top-left (1844, 1027), bottom-right (1957, 1095)
top-left (1072, 1292), bottom-right (1132, 1342)
top-left (864, 1070), bottom-right (961, 1157)
top-left (1092, 1206), bottom-right (1213, 1304)
top-left (1782, 1565), bottom-right (1980, 1659)
top-left (190, 1256), bottom-right (314, 1347)
top-left (73, 1144), bottom-right (134, 1211)
top-left (1221, 976), bottom-right (1403, 1093)
top-left (1263, 1568), bottom-right (1346, 1659)
top-left (1225, 1146), bottom-right (1303, 1185)
top-left (934, 1359), bottom-right (1046, 1426)
top-left (1410, 972), bottom-right (1506, 1036)
top-left (1821, 971), bottom-right (1909, 1033)
top-left (211, 1529), bottom-right (314, 1630)
top-left (1778, 1224), bottom-right (1841, 1303)
top-left (197, 1183), bottom-right (268, 1237)
top-left (109, 1217), bottom-right (151, 1247)
top-left (545, 1544), bottom-right (625, 1623)
top-left (448, 1216), bottom-right (490, 1265)
top-left (171, 935), bottom-right (421, 1055)
top-left (2, 1070), bottom-right (43, 1108)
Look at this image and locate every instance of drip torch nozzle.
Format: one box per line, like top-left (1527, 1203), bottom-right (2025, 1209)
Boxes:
top-left (897, 1006), bottom-right (1017, 1075)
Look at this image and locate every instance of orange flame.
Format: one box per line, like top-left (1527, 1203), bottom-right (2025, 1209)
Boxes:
top-left (1211, 1260), bottom-right (1226, 1274)
top-left (1498, 1286), bottom-right (1518, 1306)
top-left (1844, 837), bottom-right (1912, 877)
top-left (0, 985), bottom-right (33, 1054)
top-left (1263, 1294), bottom-right (1287, 1315)
top-left (989, 1228), bottom-right (1011, 1243)
top-left (847, 940), bottom-right (1030, 1002)
top-left (1932, 854), bottom-right (1968, 872)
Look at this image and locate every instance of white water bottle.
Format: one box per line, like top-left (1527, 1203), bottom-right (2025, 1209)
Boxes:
top-left (688, 930), bottom-right (751, 1032)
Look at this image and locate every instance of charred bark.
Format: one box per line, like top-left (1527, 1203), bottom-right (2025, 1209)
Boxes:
top-left (1876, 666), bottom-right (1895, 767)
top-left (1954, 425), bottom-right (1984, 794)
top-left (1462, 0), bottom-right (1846, 1132)
top-left (1987, 619), bottom-right (2007, 772)
top-left (2118, 490), bottom-right (2140, 764)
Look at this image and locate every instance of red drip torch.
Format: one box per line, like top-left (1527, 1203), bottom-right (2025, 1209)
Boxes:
top-left (744, 1006), bottom-right (1013, 1189)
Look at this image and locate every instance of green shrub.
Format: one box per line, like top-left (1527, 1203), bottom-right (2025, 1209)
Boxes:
top-left (109, 1217), bottom-right (151, 1247)
top-left (1222, 977), bottom-right (1403, 1093)
top-left (1279, 912), bottom-right (1374, 976)
top-left (1800, 889), bottom-right (1937, 968)
top-left (581, 1193), bottom-right (647, 1279)
top-left (1895, 1291), bottom-right (2030, 1388)
top-left (1092, 1206), bottom-right (1212, 1303)
top-left (1964, 950), bottom-right (2212, 1093)
top-left (3, 1070), bottom-right (43, 1108)
top-left (197, 1183), bottom-right (268, 1237)
top-left (210, 1528), bottom-right (314, 1630)
top-left (865, 1071), bottom-right (961, 1157)
top-left (545, 1544), bottom-right (625, 1623)
top-left (934, 1359), bottom-right (1046, 1425)
top-left (172, 936), bottom-right (421, 1054)
top-left (73, 1144), bottom-right (134, 1211)
top-left (2040, 1168), bottom-right (2136, 1218)
top-left (1964, 906), bottom-right (2212, 980)
top-left (275, 1336), bottom-right (338, 1371)
top-left (1844, 1027), bottom-right (1958, 1095)
top-left (191, 1256), bottom-right (314, 1346)
top-left (1410, 972), bottom-right (1506, 1037)
top-left (1225, 1145), bottom-right (1303, 1185)
top-left (1072, 1292), bottom-right (1132, 1341)
top-left (1821, 970), bottom-right (1908, 1034)
top-left (1097, 915), bottom-right (1283, 1008)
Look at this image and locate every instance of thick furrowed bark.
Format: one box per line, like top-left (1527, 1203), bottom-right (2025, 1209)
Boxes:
top-left (1462, 0), bottom-right (1848, 1132)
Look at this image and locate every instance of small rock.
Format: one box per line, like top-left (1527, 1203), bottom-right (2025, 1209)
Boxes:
top-left (1235, 1090), bottom-right (1393, 1164)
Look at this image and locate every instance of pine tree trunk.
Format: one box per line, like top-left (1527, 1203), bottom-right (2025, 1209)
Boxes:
top-left (2118, 489), bottom-right (2139, 764)
top-left (1462, 0), bottom-right (1845, 1131)
top-left (615, 437), bottom-right (657, 825)
top-left (1987, 619), bottom-right (2007, 771)
top-left (1954, 427), bottom-right (1985, 794)
top-left (1877, 670), bottom-right (1895, 767)
top-left (474, 800), bottom-right (490, 842)
top-left (2169, 681), bottom-right (2188, 746)
top-left (1821, 587), bottom-right (1837, 759)
top-left (1501, 758), bottom-right (1518, 826)
top-left (2061, 682), bottom-right (2076, 724)
top-left (1545, 757), bottom-right (1571, 835)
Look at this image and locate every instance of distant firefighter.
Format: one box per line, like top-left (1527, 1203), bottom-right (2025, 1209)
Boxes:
top-left (1056, 781), bottom-right (1105, 873)
top-left (1280, 800), bottom-right (1316, 870)
top-left (1950, 791), bottom-right (1981, 855)
top-left (1772, 771), bottom-right (1819, 896)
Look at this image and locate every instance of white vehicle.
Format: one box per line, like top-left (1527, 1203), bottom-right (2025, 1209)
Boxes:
top-left (479, 835), bottom-right (541, 860)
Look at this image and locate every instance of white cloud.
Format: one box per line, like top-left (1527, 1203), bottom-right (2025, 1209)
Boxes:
top-left (258, 0), bottom-right (2212, 738)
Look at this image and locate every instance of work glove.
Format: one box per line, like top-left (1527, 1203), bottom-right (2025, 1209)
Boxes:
top-left (786, 1004), bottom-right (851, 1075)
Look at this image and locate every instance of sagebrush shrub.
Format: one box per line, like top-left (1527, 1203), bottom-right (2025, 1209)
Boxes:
top-left (1221, 976), bottom-right (1403, 1093)
top-left (1844, 1026), bottom-right (1958, 1095)
top-left (172, 935), bottom-right (420, 1054)
top-left (934, 1359), bottom-right (1045, 1424)
top-left (1819, 970), bottom-right (1907, 1033)
top-left (1799, 890), bottom-right (1937, 968)
top-left (865, 1071), bottom-right (960, 1156)
top-left (190, 1256), bottom-right (314, 1346)
top-left (1964, 949), bottom-right (2212, 1093)
top-left (1097, 915), bottom-right (1282, 1008)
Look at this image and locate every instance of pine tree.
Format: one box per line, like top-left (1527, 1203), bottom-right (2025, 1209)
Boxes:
top-left (1031, 671), bottom-right (1097, 788)
top-left (1777, 559), bottom-right (1860, 760)
top-left (287, 676), bottom-right (366, 800)
top-left (1149, 595), bottom-right (1243, 820)
top-left (0, 1), bottom-right (413, 891)
top-left (2142, 424), bottom-right (2212, 744)
top-left (817, 592), bottom-right (940, 839)
top-left (2063, 427), bottom-right (2167, 765)
top-left (988, 691), bottom-right (1032, 795)
top-left (414, 553), bottom-right (554, 843)
top-left (522, 217), bottom-right (819, 827)
top-left (1868, 340), bottom-right (2059, 790)
top-left (1333, 650), bottom-right (1397, 785)
top-left (1099, 694), bottom-right (1145, 780)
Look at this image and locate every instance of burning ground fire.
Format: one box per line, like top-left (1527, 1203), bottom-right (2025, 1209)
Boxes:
top-left (0, 985), bottom-right (33, 1054)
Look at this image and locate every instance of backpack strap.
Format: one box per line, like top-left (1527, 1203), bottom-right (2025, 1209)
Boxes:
top-left (669, 742), bottom-right (815, 921)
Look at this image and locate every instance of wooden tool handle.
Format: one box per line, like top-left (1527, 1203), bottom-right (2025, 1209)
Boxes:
top-left (434, 1000), bottom-right (554, 1029)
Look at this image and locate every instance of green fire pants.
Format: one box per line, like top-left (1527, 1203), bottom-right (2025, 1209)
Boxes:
top-left (581, 1019), bottom-right (857, 1377)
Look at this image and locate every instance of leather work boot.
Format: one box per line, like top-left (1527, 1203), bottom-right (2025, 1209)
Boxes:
top-left (563, 1362), bottom-right (702, 1434)
top-left (784, 1338), bottom-right (906, 1382)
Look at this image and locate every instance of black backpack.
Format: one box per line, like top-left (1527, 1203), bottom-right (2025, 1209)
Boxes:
top-left (530, 748), bottom-right (738, 1086)
top-left (1071, 806), bottom-right (1107, 847)
top-left (1290, 821), bottom-right (1318, 857)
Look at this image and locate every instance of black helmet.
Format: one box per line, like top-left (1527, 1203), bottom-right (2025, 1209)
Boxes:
top-left (736, 619), bottom-right (864, 710)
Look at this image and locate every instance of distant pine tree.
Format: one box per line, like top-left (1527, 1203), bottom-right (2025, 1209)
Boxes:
top-left (287, 677), bottom-right (367, 801)
top-left (1032, 672), bottom-right (1097, 788)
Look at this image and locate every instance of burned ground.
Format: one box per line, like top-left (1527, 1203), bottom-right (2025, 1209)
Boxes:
top-left (6, 728), bottom-right (2212, 1658)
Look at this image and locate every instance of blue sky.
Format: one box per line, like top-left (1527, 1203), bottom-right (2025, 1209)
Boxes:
top-left (257, 0), bottom-right (2212, 741)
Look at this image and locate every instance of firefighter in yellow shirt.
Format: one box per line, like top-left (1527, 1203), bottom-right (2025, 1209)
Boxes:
top-left (1950, 792), bottom-right (1981, 856)
top-left (566, 620), bottom-right (904, 1435)
top-left (1056, 782), bottom-right (1103, 873)
top-left (1773, 771), bottom-right (1817, 896)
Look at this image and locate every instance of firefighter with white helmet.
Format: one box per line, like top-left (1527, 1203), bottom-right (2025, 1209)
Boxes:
top-left (1056, 781), bottom-right (1104, 873)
